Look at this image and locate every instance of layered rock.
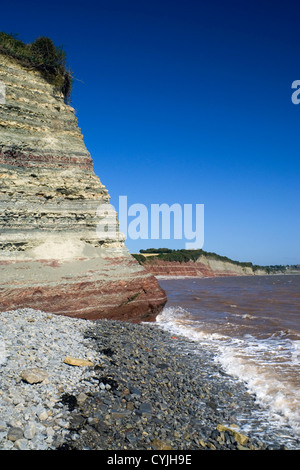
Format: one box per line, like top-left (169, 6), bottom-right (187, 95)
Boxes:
top-left (138, 255), bottom-right (267, 278)
top-left (0, 53), bottom-right (166, 321)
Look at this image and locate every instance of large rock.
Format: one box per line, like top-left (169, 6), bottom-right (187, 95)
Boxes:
top-left (0, 53), bottom-right (166, 321)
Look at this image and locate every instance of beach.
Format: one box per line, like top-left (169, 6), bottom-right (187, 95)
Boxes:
top-left (0, 307), bottom-right (298, 451)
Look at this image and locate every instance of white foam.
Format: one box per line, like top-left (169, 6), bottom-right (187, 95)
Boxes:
top-left (217, 344), bottom-right (300, 434)
top-left (156, 305), bottom-right (300, 438)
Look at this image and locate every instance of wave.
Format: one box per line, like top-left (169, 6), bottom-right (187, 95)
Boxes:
top-left (156, 306), bottom-right (300, 438)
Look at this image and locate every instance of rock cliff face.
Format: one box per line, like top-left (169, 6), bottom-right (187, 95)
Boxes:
top-left (0, 53), bottom-right (166, 321)
top-left (139, 255), bottom-right (267, 278)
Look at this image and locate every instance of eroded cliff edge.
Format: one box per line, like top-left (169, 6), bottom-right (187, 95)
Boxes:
top-left (133, 250), bottom-right (270, 278)
top-left (0, 52), bottom-right (166, 321)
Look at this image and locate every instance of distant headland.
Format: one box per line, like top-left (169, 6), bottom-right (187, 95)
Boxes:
top-left (132, 248), bottom-right (300, 278)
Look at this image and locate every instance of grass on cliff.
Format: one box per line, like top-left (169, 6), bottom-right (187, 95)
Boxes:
top-left (0, 32), bottom-right (72, 103)
top-left (137, 248), bottom-right (254, 266)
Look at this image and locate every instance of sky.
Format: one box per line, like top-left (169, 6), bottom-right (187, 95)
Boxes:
top-left (1, 0), bottom-right (300, 265)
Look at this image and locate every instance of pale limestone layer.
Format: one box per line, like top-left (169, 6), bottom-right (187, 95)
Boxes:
top-left (0, 54), bottom-right (86, 156)
top-left (197, 255), bottom-right (255, 275)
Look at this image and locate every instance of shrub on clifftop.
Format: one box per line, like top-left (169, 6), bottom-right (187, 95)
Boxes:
top-left (0, 32), bottom-right (72, 103)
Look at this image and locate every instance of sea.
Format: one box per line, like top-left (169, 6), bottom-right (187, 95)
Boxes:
top-left (155, 274), bottom-right (300, 447)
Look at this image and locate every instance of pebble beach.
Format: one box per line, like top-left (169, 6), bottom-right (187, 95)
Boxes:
top-left (0, 308), bottom-right (298, 451)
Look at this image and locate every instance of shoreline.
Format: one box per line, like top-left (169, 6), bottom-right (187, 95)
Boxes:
top-left (0, 308), bottom-right (299, 450)
top-left (155, 273), bottom-right (300, 280)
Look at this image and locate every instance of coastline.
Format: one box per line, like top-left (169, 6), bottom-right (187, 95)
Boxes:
top-left (155, 273), bottom-right (300, 280)
top-left (0, 308), bottom-right (298, 451)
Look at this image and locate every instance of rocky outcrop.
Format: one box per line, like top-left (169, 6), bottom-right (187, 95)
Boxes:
top-left (138, 255), bottom-right (267, 278)
top-left (0, 53), bottom-right (166, 321)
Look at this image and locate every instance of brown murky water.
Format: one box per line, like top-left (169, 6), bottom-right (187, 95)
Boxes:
top-left (156, 275), bottom-right (300, 438)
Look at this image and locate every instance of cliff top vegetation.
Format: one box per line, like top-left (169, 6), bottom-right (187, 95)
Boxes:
top-left (0, 32), bottom-right (72, 103)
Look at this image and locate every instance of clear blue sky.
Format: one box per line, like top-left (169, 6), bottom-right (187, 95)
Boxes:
top-left (1, 0), bottom-right (300, 265)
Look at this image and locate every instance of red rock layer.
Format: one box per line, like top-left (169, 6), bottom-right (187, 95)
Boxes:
top-left (0, 257), bottom-right (167, 323)
top-left (0, 151), bottom-right (94, 169)
top-left (142, 260), bottom-right (243, 277)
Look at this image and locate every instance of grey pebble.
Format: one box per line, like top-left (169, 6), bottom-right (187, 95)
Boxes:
top-left (0, 308), bottom-right (298, 451)
top-left (24, 422), bottom-right (37, 439)
top-left (14, 439), bottom-right (30, 450)
top-left (7, 426), bottom-right (24, 441)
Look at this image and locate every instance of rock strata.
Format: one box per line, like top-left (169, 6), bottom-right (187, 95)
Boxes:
top-left (139, 256), bottom-right (267, 278)
top-left (0, 52), bottom-right (166, 321)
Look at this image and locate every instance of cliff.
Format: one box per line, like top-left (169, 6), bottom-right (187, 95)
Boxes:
top-left (133, 251), bottom-right (268, 278)
top-left (0, 50), bottom-right (166, 321)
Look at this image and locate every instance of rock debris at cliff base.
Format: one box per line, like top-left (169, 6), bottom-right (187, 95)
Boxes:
top-left (0, 308), bottom-right (298, 451)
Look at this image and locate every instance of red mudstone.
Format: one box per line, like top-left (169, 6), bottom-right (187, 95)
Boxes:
top-left (0, 259), bottom-right (167, 322)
